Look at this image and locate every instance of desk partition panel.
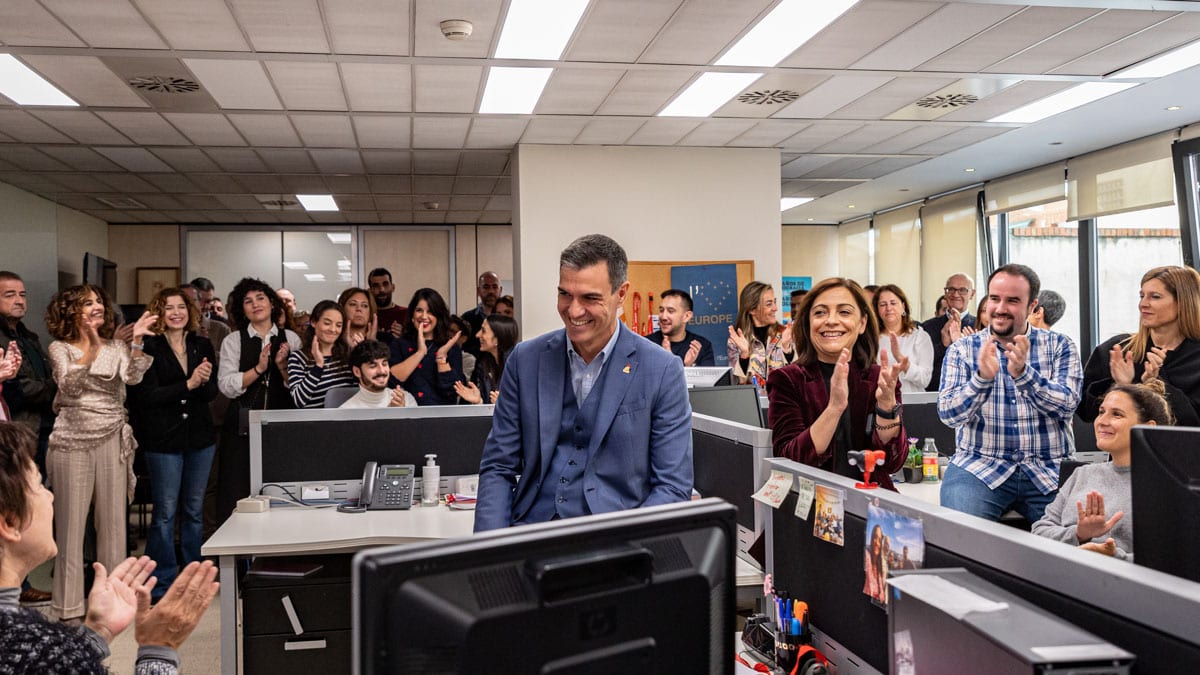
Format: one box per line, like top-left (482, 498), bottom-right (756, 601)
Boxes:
top-left (691, 413), bottom-right (771, 564)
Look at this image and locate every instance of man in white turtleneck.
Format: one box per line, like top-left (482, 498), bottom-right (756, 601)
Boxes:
top-left (341, 340), bottom-right (415, 409)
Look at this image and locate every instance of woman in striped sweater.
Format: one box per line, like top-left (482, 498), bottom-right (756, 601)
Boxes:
top-left (286, 300), bottom-right (357, 408)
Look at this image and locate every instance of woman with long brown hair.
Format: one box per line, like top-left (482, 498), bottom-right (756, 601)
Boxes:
top-left (727, 281), bottom-right (793, 391)
top-left (338, 286), bottom-right (378, 348)
top-left (287, 300), bottom-right (357, 408)
top-left (1079, 265), bottom-right (1200, 426)
top-left (44, 285), bottom-right (156, 622)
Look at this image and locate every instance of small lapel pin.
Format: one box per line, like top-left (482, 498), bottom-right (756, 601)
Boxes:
top-left (622, 363), bottom-right (631, 374)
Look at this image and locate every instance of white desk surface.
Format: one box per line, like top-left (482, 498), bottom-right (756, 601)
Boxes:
top-left (201, 503), bottom-right (476, 556)
top-left (894, 480), bottom-right (941, 506)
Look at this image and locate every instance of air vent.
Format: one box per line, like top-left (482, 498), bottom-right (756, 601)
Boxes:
top-left (127, 75), bottom-right (200, 94)
top-left (916, 93), bottom-right (978, 109)
top-left (261, 199), bottom-right (298, 208)
top-left (95, 196), bottom-right (146, 209)
top-left (256, 195), bottom-right (302, 211)
top-left (736, 89), bottom-right (801, 105)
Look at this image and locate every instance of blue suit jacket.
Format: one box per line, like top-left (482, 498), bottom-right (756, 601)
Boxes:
top-left (474, 323), bottom-right (694, 531)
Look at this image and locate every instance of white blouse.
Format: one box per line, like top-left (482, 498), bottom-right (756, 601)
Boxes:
top-left (876, 327), bottom-right (934, 393)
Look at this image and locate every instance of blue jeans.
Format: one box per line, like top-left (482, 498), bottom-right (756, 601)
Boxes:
top-left (144, 445), bottom-right (215, 598)
top-left (940, 463), bottom-right (1056, 523)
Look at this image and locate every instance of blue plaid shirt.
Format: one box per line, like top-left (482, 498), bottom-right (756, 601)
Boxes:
top-left (937, 325), bottom-right (1082, 494)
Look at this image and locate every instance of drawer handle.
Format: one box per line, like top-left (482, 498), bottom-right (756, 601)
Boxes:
top-left (284, 639), bottom-right (327, 651)
top-left (281, 595), bottom-right (304, 635)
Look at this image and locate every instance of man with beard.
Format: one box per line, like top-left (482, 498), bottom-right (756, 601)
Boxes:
top-left (922, 273), bottom-right (977, 391)
top-left (937, 264), bottom-right (1081, 523)
top-left (368, 268), bottom-right (407, 343)
top-left (461, 271), bottom-right (503, 357)
top-left (340, 340), bottom-right (415, 408)
top-left (645, 289), bottom-right (714, 366)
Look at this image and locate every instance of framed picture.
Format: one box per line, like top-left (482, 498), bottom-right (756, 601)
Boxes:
top-left (136, 267), bottom-right (180, 304)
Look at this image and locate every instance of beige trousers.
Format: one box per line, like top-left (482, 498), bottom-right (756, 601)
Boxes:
top-left (49, 433), bottom-right (128, 619)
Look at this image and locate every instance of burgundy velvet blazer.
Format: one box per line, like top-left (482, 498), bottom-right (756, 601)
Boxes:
top-left (766, 359), bottom-right (906, 491)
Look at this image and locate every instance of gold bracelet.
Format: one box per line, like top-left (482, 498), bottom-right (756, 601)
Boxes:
top-left (875, 420), bottom-right (901, 430)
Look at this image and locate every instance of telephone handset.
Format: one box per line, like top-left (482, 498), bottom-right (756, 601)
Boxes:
top-left (355, 461), bottom-right (415, 511)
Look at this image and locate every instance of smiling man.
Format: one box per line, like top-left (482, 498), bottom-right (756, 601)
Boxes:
top-left (921, 273), bottom-right (977, 391)
top-left (645, 289), bottom-right (715, 366)
top-left (937, 264), bottom-right (1082, 524)
top-left (340, 340), bottom-right (416, 408)
top-left (474, 234), bottom-right (693, 532)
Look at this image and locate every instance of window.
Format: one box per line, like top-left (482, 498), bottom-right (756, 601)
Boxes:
top-left (1095, 204), bottom-right (1183, 340)
top-left (1005, 200), bottom-right (1081, 348)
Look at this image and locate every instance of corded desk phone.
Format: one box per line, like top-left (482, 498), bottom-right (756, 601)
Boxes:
top-left (356, 461), bottom-right (415, 510)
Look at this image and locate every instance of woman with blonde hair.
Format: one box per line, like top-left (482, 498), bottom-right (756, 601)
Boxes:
top-left (1079, 265), bottom-right (1200, 426)
top-left (727, 281), bottom-right (793, 391)
top-left (44, 285), bottom-right (156, 622)
top-left (873, 284), bottom-right (933, 393)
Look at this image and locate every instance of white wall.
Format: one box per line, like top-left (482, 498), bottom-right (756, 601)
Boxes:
top-left (513, 145), bottom-right (781, 338)
top-left (56, 203), bottom-right (109, 289)
top-left (782, 225), bottom-right (840, 285)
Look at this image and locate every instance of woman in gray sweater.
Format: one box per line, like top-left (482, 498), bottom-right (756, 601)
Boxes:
top-left (1033, 381), bottom-right (1173, 560)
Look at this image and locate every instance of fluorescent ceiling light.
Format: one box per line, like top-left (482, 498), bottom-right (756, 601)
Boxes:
top-left (495, 0), bottom-right (590, 60)
top-left (989, 82), bottom-right (1136, 124)
top-left (0, 54), bottom-right (77, 106)
top-left (297, 194), bottom-right (338, 211)
top-left (659, 72), bottom-right (763, 117)
top-left (282, 261), bottom-right (309, 270)
top-left (479, 67), bottom-right (553, 114)
top-left (717, 0), bottom-right (859, 67)
top-left (326, 232), bottom-right (351, 244)
top-left (1115, 40), bottom-right (1200, 79)
top-left (781, 198), bottom-right (813, 211)
top-left (304, 273), bottom-right (326, 282)
top-left (337, 259), bottom-right (352, 270)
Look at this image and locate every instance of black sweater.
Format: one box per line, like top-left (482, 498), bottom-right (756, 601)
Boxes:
top-left (129, 333), bottom-right (219, 452)
top-left (1079, 333), bottom-right (1200, 426)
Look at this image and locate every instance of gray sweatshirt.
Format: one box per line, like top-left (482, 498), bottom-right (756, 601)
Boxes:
top-left (1032, 462), bottom-right (1133, 561)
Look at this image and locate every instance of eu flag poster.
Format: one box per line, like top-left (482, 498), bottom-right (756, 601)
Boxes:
top-left (670, 264), bottom-right (738, 366)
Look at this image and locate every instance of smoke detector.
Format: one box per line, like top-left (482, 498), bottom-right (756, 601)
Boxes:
top-left (422, 201), bottom-right (440, 210)
top-left (440, 20), bottom-right (473, 40)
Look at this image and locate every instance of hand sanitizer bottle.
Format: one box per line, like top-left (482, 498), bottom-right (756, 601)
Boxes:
top-left (422, 454), bottom-right (440, 505)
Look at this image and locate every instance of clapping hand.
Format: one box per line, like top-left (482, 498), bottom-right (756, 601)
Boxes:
top-left (887, 333), bottom-right (910, 374)
top-left (436, 331), bottom-right (462, 361)
top-left (875, 349), bottom-right (900, 410)
top-left (683, 340), bottom-right (702, 366)
top-left (778, 325), bottom-right (794, 354)
top-left (1002, 334), bottom-right (1029, 379)
top-left (131, 311), bottom-right (158, 343)
top-left (84, 556), bottom-right (156, 644)
top-left (113, 323), bottom-right (135, 344)
top-left (388, 386), bottom-right (409, 407)
top-left (1142, 346), bottom-right (1168, 383)
top-left (273, 341), bottom-right (290, 370)
top-left (1079, 538), bottom-right (1117, 556)
top-left (389, 320), bottom-right (403, 338)
top-left (311, 336), bottom-right (325, 368)
top-left (1076, 490), bottom-right (1124, 543)
top-left (728, 326), bottom-right (750, 359)
top-left (828, 348), bottom-right (851, 413)
top-left (0, 343), bottom-right (21, 382)
top-left (187, 358), bottom-right (212, 390)
top-left (454, 380), bottom-right (482, 404)
top-left (941, 308), bottom-right (962, 346)
top-left (977, 339), bottom-right (1000, 380)
top-left (135, 560), bottom-right (219, 651)
top-left (1109, 344), bottom-right (1135, 385)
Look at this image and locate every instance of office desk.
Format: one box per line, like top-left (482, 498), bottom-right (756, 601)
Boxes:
top-left (893, 480), bottom-right (941, 506)
top-left (202, 504), bottom-right (474, 675)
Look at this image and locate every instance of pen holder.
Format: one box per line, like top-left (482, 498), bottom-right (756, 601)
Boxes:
top-left (775, 631), bottom-right (803, 671)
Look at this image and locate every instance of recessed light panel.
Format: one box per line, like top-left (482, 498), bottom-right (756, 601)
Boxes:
top-left (989, 82), bottom-right (1135, 124)
top-left (0, 54), bottom-right (78, 106)
top-left (479, 67), bottom-right (553, 114)
top-left (494, 0), bottom-right (590, 60)
top-left (781, 197), bottom-right (813, 211)
top-left (1115, 40), bottom-right (1200, 79)
top-left (297, 194), bottom-right (339, 211)
top-left (659, 72), bottom-right (763, 117)
top-left (717, 0), bottom-right (860, 67)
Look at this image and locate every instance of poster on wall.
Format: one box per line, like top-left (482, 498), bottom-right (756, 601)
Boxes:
top-left (781, 276), bottom-right (812, 324)
top-left (670, 263), bottom-right (739, 366)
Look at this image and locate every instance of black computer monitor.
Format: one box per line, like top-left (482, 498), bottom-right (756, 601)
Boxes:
top-left (353, 499), bottom-right (736, 675)
top-left (1131, 425), bottom-right (1200, 583)
top-left (688, 385), bottom-right (764, 428)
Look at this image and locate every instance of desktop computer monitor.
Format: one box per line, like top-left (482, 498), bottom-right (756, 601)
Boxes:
top-left (684, 366), bottom-right (732, 388)
top-left (353, 499), bottom-right (736, 675)
top-left (688, 385), bottom-right (764, 428)
top-left (1131, 425), bottom-right (1200, 582)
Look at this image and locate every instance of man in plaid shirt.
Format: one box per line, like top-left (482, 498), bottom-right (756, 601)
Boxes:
top-left (937, 264), bottom-right (1082, 523)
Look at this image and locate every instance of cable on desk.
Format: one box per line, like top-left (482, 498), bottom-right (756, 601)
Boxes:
top-left (258, 483), bottom-right (337, 509)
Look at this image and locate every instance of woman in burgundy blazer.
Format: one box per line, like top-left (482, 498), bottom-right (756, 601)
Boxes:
top-left (767, 278), bottom-right (907, 491)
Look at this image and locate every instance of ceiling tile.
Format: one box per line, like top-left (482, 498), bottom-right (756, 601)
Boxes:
top-left (336, 195), bottom-right (376, 211)
top-left (445, 211), bottom-right (481, 224)
top-left (291, 115), bottom-right (356, 147)
top-left (494, 177), bottom-right (511, 194)
top-left (309, 149), bottom-right (365, 173)
top-left (918, 6), bottom-right (1101, 73)
top-left (228, 114), bottom-right (301, 146)
top-left (413, 150), bottom-right (460, 174)
top-left (216, 195), bottom-right (263, 209)
top-left (465, 118), bottom-right (528, 149)
top-left (171, 211), bottom-right (211, 222)
top-left (712, 73), bottom-right (831, 119)
top-left (520, 118), bottom-right (588, 144)
top-left (841, 156), bottom-right (928, 180)
top-left (376, 196), bottom-right (414, 210)
top-left (904, 126), bottom-right (1011, 155)
top-left (575, 118), bottom-right (644, 145)
top-left (378, 211), bottom-right (413, 223)
top-left (176, 195), bottom-right (226, 209)
top-left (325, 175), bottom-right (370, 193)
top-left (484, 195), bottom-right (511, 211)
top-left (853, 3), bottom-right (1021, 71)
top-left (567, 0), bottom-right (681, 63)
top-left (986, 10), bottom-right (1173, 75)
top-left (345, 211), bottom-right (380, 223)
top-left (94, 147), bottom-right (175, 172)
top-left (413, 117), bottom-right (470, 149)
top-left (449, 195), bottom-right (489, 210)
top-left (869, 125), bottom-right (963, 154)
top-left (39, 0), bottom-right (168, 49)
top-left (0, 111), bottom-right (74, 143)
top-left (780, 0), bottom-right (941, 69)
top-left (937, 81), bottom-right (1073, 122)
top-left (353, 116), bottom-right (411, 149)
top-left (233, 174), bottom-right (287, 193)
top-left (411, 211), bottom-right (447, 223)
top-left (134, 193), bottom-right (186, 210)
top-left (0, 172), bottom-right (68, 191)
top-left (0, 147), bottom-right (73, 171)
top-left (812, 122), bottom-right (919, 154)
top-left (94, 173), bottom-right (160, 192)
top-left (413, 0), bottom-right (500, 58)
top-left (626, 118), bottom-right (701, 145)
top-left (256, 148), bottom-right (317, 173)
top-left (342, 64), bottom-right (412, 112)
top-left (186, 173), bottom-right (244, 192)
top-left (781, 155), bottom-right (840, 179)
top-left (776, 121), bottom-right (864, 152)
top-left (414, 176), bottom-right (454, 194)
top-left (162, 113), bottom-right (246, 146)
top-left (204, 147), bottom-right (269, 172)
top-left (728, 120), bottom-right (814, 147)
top-left (796, 156), bottom-right (879, 179)
top-left (363, 150), bottom-right (413, 173)
top-left (369, 175), bottom-right (412, 194)
top-left (265, 62), bottom-right (348, 111)
top-left (677, 119), bottom-right (756, 146)
top-left (20, 55), bottom-right (150, 107)
top-left (1053, 12), bottom-right (1200, 76)
top-left (458, 152), bottom-right (510, 175)
top-left (54, 194), bottom-right (104, 209)
top-left (183, 59), bottom-right (283, 110)
top-left (478, 211), bottom-right (510, 224)
top-left (830, 77), bottom-right (958, 120)
top-left (640, 0), bottom-right (775, 65)
top-left (30, 111), bottom-right (130, 145)
top-left (134, 0), bottom-right (249, 51)
top-left (324, 0), bottom-right (410, 55)
top-left (773, 75), bottom-right (894, 119)
top-left (97, 112), bottom-right (190, 145)
top-left (413, 66), bottom-right (483, 113)
top-left (226, 0), bottom-right (329, 52)
top-left (596, 70), bottom-right (693, 116)
top-left (452, 177), bottom-right (497, 195)
top-left (150, 147), bottom-right (223, 172)
top-left (0, 0), bottom-right (86, 46)
top-left (536, 69), bottom-right (625, 115)
top-left (39, 147), bottom-right (124, 172)
top-left (280, 174), bottom-right (329, 192)
top-left (51, 173), bottom-right (117, 192)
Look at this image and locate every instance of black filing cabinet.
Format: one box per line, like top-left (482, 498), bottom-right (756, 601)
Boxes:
top-left (240, 554), bottom-right (353, 674)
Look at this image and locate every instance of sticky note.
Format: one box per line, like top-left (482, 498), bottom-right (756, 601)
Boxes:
top-left (752, 470), bottom-right (794, 509)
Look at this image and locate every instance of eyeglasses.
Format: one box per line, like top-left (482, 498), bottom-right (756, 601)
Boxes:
top-left (943, 287), bottom-right (972, 296)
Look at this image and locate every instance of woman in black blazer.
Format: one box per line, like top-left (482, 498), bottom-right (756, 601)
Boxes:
top-left (129, 287), bottom-right (218, 600)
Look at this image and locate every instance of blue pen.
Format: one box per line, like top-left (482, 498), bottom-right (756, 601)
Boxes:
top-left (791, 618), bottom-right (801, 636)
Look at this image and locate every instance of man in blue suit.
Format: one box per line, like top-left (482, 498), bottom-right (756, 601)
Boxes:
top-left (474, 234), bottom-right (693, 532)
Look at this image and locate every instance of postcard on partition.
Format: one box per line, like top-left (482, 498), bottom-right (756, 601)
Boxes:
top-left (812, 485), bottom-right (845, 546)
top-left (794, 477), bottom-right (816, 520)
top-left (863, 503), bottom-right (926, 607)
top-left (752, 470), bottom-right (794, 509)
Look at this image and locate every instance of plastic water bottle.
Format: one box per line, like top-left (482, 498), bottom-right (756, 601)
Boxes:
top-left (922, 439), bottom-right (940, 482)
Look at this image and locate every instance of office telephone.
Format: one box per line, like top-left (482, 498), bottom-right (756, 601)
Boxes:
top-left (356, 461), bottom-right (415, 510)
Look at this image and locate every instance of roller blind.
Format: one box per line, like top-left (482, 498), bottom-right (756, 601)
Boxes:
top-left (920, 190), bottom-right (979, 317)
top-left (873, 204), bottom-right (922, 314)
top-left (1068, 131), bottom-right (1176, 220)
top-left (838, 217), bottom-right (872, 287)
top-left (984, 164), bottom-right (1066, 215)
top-left (1180, 124), bottom-right (1200, 142)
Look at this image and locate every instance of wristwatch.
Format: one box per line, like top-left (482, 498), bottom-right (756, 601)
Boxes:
top-left (875, 403), bottom-right (900, 419)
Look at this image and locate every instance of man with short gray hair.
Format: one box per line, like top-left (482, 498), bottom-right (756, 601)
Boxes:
top-left (475, 234), bottom-right (693, 531)
top-left (1030, 290), bottom-right (1066, 330)
top-left (922, 272), bottom-right (977, 391)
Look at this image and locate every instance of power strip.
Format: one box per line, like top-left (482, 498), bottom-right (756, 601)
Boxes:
top-left (236, 496), bottom-right (271, 513)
